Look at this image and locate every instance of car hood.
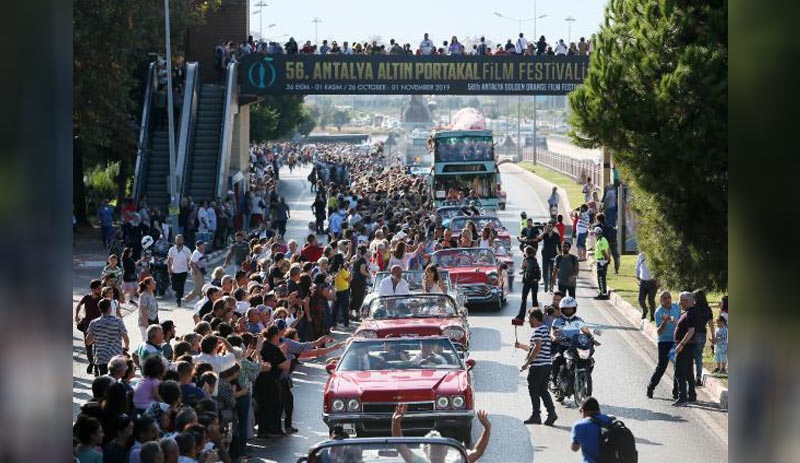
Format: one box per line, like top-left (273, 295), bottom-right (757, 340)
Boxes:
top-left (444, 267), bottom-right (498, 284)
top-left (330, 369), bottom-right (468, 400)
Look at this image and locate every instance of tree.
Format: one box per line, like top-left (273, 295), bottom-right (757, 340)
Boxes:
top-left (250, 95), bottom-right (315, 142)
top-left (568, 0), bottom-right (727, 290)
top-left (331, 109), bottom-right (351, 131)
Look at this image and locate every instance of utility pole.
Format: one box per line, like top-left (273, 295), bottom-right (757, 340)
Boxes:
top-left (311, 17), bottom-right (322, 46)
top-left (565, 16), bottom-right (576, 44)
top-left (254, 2), bottom-right (268, 39)
top-left (164, 0), bottom-right (178, 239)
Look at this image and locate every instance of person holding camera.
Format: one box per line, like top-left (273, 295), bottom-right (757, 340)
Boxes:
top-left (516, 245), bottom-right (542, 320)
top-left (537, 221), bottom-right (561, 293)
top-left (552, 241), bottom-right (579, 298)
top-left (543, 291), bottom-right (564, 328)
top-left (184, 241), bottom-right (208, 305)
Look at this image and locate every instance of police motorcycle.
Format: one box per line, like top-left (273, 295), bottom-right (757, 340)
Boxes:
top-left (549, 297), bottom-right (602, 407)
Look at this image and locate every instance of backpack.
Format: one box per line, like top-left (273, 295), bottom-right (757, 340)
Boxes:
top-left (591, 416), bottom-right (638, 463)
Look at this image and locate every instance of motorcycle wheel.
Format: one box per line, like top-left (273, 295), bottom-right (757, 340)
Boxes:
top-left (574, 371), bottom-right (591, 408)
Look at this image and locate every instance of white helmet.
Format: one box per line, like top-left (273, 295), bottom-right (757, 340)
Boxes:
top-left (559, 296), bottom-right (578, 309)
top-left (141, 235), bottom-right (154, 250)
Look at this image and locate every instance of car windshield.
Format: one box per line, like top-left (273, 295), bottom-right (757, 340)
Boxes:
top-left (432, 249), bottom-right (497, 267)
top-left (339, 338), bottom-right (463, 371)
top-left (437, 208), bottom-right (464, 220)
top-left (367, 294), bottom-right (457, 319)
top-left (310, 440), bottom-right (467, 463)
top-left (372, 272), bottom-right (452, 294)
top-left (449, 217), bottom-right (504, 233)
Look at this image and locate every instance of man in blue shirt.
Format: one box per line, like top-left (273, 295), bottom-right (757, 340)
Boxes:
top-left (647, 291), bottom-right (682, 399)
top-left (329, 207), bottom-right (345, 239)
top-left (571, 396), bottom-right (613, 463)
top-left (97, 199), bottom-right (115, 248)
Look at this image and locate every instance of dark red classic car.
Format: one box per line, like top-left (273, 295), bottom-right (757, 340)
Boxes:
top-left (448, 215), bottom-right (513, 252)
top-left (355, 294), bottom-right (470, 351)
top-left (323, 337), bottom-right (476, 444)
top-left (432, 248), bottom-right (505, 310)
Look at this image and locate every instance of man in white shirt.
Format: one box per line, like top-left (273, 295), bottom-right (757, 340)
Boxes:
top-left (205, 203), bottom-right (217, 243)
top-left (635, 252), bottom-right (657, 321)
top-left (197, 203), bottom-right (209, 232)
top-left (183, 241), bottom-right (207, 304)
top-left (420, 33), bottom-right (434, 55)
top-left (378, 265), bottom-right (411, 297)
top-left (515, 33), bottom-right (528, 54)
top-left (342, 41), bottom-right (353, 55)
top-left (554, 39), bottom-right (568, 55)
top-left (167, 235), bottom-right (192, 307)
top-left (193, 334), bottom-right (237, 373)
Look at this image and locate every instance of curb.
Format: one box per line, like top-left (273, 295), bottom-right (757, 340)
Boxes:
top-left (592, 264), bottom-right (729, 408)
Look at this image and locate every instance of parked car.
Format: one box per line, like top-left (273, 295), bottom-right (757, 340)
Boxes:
top-left (356, 294), bottom-right (470, 352)
top-left (296, 436), bottom-right (470, 463)
top-left (323, 336), bottom-right (476, 444)
top-left (431, 248), bottom-right (505, 310)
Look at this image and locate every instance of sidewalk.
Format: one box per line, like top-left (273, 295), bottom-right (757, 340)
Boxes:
top-left (513, 163), bottom-right (728, 409)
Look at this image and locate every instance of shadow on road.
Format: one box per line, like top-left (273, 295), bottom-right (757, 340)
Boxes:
top-left (477, 414), bottom-right (535, 463)
top-left (468, 327), bottom-right (503, 351)
top-left (472, 360), bottom-right (522, 393)
top-left (603, 404), bottom-right (687, 423)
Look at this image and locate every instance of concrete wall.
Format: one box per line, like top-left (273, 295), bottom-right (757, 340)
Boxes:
top-left (229, 105), bottom-right (250, 176)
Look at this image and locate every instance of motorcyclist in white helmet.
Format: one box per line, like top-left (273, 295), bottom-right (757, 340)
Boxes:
top-left (549, 297), bottom-right (597, 385)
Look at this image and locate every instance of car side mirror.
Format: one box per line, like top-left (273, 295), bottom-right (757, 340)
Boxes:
top-left (465, 359), bottom-right (476, 371)
top-left (326, 362), bottom-right (338, 374)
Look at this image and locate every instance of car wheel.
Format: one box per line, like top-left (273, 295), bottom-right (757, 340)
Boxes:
top-left (453, 425), bottom-right (473, 447)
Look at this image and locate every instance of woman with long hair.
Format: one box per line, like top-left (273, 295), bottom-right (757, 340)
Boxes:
top-left (137, 277), bottom-right (159, 339)
top-left (466, 220), bottom-right (479, 246)
top-left (478, 226), bottom-right (493, 249)
top-left (388, 240), bottom-right (424, 270)
top-left (422, 264), bottom-right (446, 294)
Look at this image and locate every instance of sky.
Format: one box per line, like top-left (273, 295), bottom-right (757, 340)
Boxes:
top-left (249, 0), bottom-right (608, 48)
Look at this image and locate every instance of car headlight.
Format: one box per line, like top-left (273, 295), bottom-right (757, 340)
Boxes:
top-left (451, 396), bottom-right (466, 408)
top-left (443, 326), bottom-right (466, 340)
top-left (436, 396), bottom-right (450, 409)
top-left (357, 330), bottom-right (377, 339)
top-left (347, 398), bottom-right (361, 411)
top-left (332, 399), bottom-right (346, 412)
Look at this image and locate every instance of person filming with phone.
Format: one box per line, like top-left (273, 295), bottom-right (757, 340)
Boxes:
top-left (646, 291), bottom-right (682, 399)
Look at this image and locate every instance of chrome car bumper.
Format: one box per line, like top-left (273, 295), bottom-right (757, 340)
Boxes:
top-left (324, 409), bottom-right (475, 435)
top-left (459, 285), bottom-right (502, 306)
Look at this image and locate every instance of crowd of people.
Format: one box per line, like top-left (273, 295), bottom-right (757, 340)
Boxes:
top-left (216, 32), bottom-right (594, 63)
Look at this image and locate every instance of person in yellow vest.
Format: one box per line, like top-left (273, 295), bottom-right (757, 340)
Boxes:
top-left (592, 227), bottom-right (611, 300)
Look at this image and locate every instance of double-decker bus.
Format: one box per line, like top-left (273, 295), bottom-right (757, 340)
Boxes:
top-left (430, 130), bottom-right (499, 210)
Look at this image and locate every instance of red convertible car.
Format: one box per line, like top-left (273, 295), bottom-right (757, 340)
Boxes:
top-left (298, 436), bottom-right (470, 463)
top-left (432, 248), bottom-right (505, 310)
top-left (323, 336), bottom-right (476, 445)
top-left (355, 294), bottom-right (470, 352)
top-left (449, 215), bottom-right (513, 252)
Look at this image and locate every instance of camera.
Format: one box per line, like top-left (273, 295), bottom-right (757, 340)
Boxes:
top-left (545, 305), bottom-right (556, 316)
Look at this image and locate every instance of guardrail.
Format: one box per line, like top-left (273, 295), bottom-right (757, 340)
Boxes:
top-left (520, 147), bottom-right (602, 186)
top-left (177, 62), bottom-right (199, 197)
top-left (132, 62), bottom-right (156, 202)
top-left (216, 62), bottom-right (239, 199)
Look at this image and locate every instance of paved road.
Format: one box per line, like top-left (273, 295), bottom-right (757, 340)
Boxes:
top-left (73, 164), bottom-right (728, 462)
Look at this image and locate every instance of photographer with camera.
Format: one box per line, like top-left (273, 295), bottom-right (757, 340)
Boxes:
top-left (515, 245), bottom-right (542, 320)
top-left (543, 291), bottom-right (564, 328)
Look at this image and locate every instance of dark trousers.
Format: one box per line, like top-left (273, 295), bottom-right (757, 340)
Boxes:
top-left (96, 363), bottom-right (108, 376)
top-left (608, 236), bottom-right (620, 273)
top-left (349, 279), bottom-right (367, 317)
top-left (255, 380), bottom-right (283, 433)
top-left (527, 365), bottom-right (555, 417)
top-left (557, 283), bottom-right (576, 298)
top-left (280, 378), bottom-right (294, 428)
top-left (315, 215), bottom-right (325, 234)
top-left (276, 220), bottom-right (287, 236)
top-left (694, 333), bottom-right (707, 381)
top-left (648, 341), bottom-right (677, 394)
top-left (231, 394), bottom-right (250, 458)
top-left (674, 343), bottom-right (697, 401)
top-left (638, 279), bottom-right (657, 319)
top-left (541, 255), bottom-right (556, 291)
top-left (333, 290), bottom-right (351, 327)
top-left (171, 271), bottom-right (188, 302)
top-left (517, 280), bottom-right (539, 319)
top-left (596, 262), bottom-right (608, 295)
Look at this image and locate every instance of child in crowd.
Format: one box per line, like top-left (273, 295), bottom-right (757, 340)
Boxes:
top-left (712, 316), bottom-right (728, 374)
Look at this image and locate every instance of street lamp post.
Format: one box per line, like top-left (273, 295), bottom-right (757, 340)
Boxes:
top-left (254, 2), bottom-right (268, 38)
top-left (163, 0), bottom-right (178, 236)
top-left (565, 16), bottom-right (576, 44)
top-left (311, 17), bottom-right (322, 46)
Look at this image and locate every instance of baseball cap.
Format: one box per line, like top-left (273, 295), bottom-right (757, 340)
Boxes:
top-left (593, 226), bottom-right (603, 235)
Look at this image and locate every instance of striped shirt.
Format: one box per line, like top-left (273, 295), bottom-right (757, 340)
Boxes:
top-left (87, 314), bottom-right (127, 364)
top-left (529, 324), bottom-right (552, 367)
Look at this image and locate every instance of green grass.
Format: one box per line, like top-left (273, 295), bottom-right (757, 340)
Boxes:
top-left (518, 161), bottom-right (584, 210)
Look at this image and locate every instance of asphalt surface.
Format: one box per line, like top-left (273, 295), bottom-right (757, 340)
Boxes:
top-left (72, 163), bottom-right (728, 462)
